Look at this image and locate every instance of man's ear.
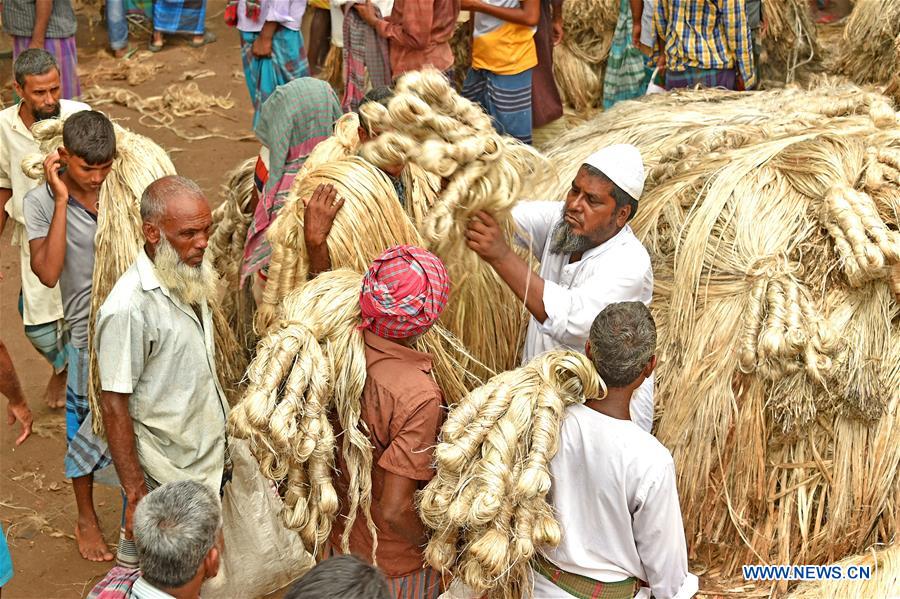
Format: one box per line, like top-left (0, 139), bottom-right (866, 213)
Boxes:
top-left (585, 341), bottom-right (593, 361)
top-left (204, 545), bottom-right (220, 580)
top-left (643, 355), bottom-right (657, 378)
top-left (13, 81), bottom-right (24, 101)
top-left (58, 146), bottom-right (70, 162)
top-left (616, 202), bottom-right (633, 228)
top-left (142, 221), bottom-right (160, 245)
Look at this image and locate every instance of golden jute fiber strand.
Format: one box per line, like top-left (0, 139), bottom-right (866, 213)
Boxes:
top-left (419, 351), bottom-right (604, 599)
top-left (359, 69), bottom-right (547, 379)
top-left (784, 544), bottom-right (900, 599)
top-left (534, 81), bottom-right (899, 585)
top-left (758, 0), bottom-right (821, 85)
top-left (832, 0), bottom-right (900, 94)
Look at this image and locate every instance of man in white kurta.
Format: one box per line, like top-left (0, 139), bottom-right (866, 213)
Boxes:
top-left (532, 302), bottom-right (697, 599)
top-left (0, 49), bottom-right (89, 405)
top-left (466, 144), bottom-right (655, 431)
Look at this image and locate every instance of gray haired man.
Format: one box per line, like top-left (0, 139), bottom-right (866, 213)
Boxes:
top-left (96, 175), bottom-right (229, 568)
top-left (87, 480), bottom-right (223, 599)
top-left (532, 302), bottom-right (698, 599)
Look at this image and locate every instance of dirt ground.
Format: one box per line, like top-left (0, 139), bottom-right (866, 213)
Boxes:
top-left (1, 2), bottom-right (258, 597)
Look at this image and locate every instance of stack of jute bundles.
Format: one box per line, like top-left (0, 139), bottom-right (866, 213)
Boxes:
top-left (832, 0), bottom-right (900, 102)
top-left (530, 81), bottom-right (900, 591)
top-left (758, 0), bottom-right (821, 85)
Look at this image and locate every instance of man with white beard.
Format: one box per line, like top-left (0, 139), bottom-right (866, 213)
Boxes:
top-left (95, 175), bottom-right (230, 568)
top-left (465, 145), bottom-right (656, 432)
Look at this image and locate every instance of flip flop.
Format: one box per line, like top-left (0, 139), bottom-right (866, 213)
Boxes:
top-left (189, 30), bottom-right (217, 48)
top-left (148, 40), bottom-right (164, 52)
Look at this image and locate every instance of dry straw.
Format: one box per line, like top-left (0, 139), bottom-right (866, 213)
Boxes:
top-left (534, 81), bottom-right (900, 582)
top-left (552, 0), bottom-right (617, 113)
top-left (785, 544), bottom-right (900, 599)
top-left (419, 350), bottom-right (604, 598)
top-left (23, 117), bottom-right (245, 434)
top-left (758, 0), bottom-right (821, 85)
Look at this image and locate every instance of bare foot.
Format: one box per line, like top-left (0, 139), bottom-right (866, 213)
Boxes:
top-left (75, 517), bottom-right (114, 562)
top-left (44, 369), bottom-right (67, 409)
top-left (113, 45), bottom-right (130, 58)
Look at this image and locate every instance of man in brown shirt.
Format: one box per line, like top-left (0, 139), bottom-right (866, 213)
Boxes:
top-left (354, 0), bottom-right (460, 78)
top-left (330, 244), bottom-right (450, 599)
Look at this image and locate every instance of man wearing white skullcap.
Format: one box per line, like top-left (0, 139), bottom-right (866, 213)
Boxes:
top-left (465, 143), bottom-right (655, 432)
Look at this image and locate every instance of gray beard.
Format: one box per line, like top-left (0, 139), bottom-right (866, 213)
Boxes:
top-left (550, 218), bottom-right (594, 254)
top-left (33, 104), bottom-right (61, 122)
top-left (152, 236), bottom-right (217, 307)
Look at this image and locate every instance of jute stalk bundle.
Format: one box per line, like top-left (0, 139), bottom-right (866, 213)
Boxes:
top-left (418, 351), bottom-right (603, 599)
top-left (209, 157), bottom-right (259, 365)
top-left (258, 153), bottom-right (472, 404)
top-left (832, 0), bottom-right (900, 94)
top-left (229, 268), bottom-right (473, 557)
top-left (552, 0), bottom-right (617, 113)
top-left (358, 69), bottom-right (547, 378)
top-left (22, 117), bottom-right (245, 434)
top-left (758, 0), bottom-right (821, 85)
top-left (785, 544), bottom-right (900, 598)
top-left (534, 82), bottom-right (900, 584)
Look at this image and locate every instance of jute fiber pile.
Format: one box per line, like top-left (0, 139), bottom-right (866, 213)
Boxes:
top-left (758, 0), bottom-right (821, 85)
top-left (533, 82), bottom-right (900, 578)
top-left (229, 268), bottom-right (471, 556)
top-left (785, 544), bottom-right (900, 599)
top-left (209, 157), bottom-right (259, 363)
top-left (832, 0), bottom-right (900, 100)
top-left (22, 117), bottom-right (245, 433)
top-left (418, 351), bottom-right (603, 598)
top-left (552, 0), bottom-right (617, 113)
top-left (359, 69), bottom-right (546, 378)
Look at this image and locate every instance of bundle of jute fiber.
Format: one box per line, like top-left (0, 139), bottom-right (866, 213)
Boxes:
top-left (785, 544), bottom-right (900, 599)
top-left (418, 350), bottom-right (603, 599)
top-left (358, 69), bottom-right (547, 378)
top-left (758, 0), bottom-right (821, 85)
top-left (832, 0), bottom-right (900, 91)
top-left (532, 83), bottom-right (900, 583)
top-left (552, 0), bottom-right (618, 113)
top-left (208, 157), bottom-right (258, 361)
top-left (22, 117), bottom-right (246, 433)
top-left (229, 268), bottom-right (473, 556)
top-left (257, 155), bottom-right (473, 404)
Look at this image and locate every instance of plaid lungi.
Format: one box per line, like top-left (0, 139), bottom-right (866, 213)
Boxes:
top-left (324, 544), bottom-right (442, 599)
top-left (341, 7), bottom-right (391, 112)
top-left (664, 66), bottom-right (738, 91)
top-left (11, 36), bottom-right (81, 99)
top-left (240, 28), bottom-right (310, 127)
top-left (86, 566), bottom-right (141, 599)
top-left (533, 554), bottom-right (640, 599)
top-left (63, 346), bottom-right (112, 479)
top-left (18, 290), bottom-right (69, 373)
top-left (153, 0), bottom-right (207, 35)
top-left (462, 67), bottom-right (534, 144)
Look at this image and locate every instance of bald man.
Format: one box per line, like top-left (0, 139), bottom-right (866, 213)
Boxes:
top-left (95, 175), bottom-right (230, 567)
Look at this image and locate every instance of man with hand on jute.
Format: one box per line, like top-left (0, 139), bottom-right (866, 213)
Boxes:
top-left (329, 245), bottom-right (450, 599)
top-left (24, 110), bottom-right (117, 562)
top-left (531, 302), bottom-right (697, 599)
top-left (465, 144), bottom-right (656, 431)
top-left (95, 175), bottom-right (230, 568)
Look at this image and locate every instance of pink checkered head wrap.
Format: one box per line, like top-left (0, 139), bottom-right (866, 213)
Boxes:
top-left (359, 245), bottom-right (450, 339)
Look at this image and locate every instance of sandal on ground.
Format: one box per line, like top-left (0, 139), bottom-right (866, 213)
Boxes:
top-left (188, 30), bottom-right (217, 48)
top-left (148, 40), bottom-right (164, 52)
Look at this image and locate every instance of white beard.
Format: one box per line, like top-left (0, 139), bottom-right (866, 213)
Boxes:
top-left (152, 235), bottom-right (217, 307)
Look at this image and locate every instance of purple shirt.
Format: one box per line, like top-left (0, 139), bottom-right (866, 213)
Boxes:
top-left (237, 0), bottom-right (306, 32)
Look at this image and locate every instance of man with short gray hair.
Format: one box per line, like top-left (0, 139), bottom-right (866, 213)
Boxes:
top-left (532, 302), bottom-right (698, 599)
top-left (0, 49), bottom-right (90, 411)
top-left (86, 480), bottom-right (224, 599)
top-left (96, 175), bottom-right (230, 568)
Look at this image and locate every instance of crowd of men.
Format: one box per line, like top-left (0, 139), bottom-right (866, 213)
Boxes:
top-left (0, 0), bottom-right (801, 595)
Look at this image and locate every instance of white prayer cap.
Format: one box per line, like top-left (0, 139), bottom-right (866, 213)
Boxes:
top-left (582, 144), bottom-right (645, 202)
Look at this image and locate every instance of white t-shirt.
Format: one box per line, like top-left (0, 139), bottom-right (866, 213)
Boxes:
top-left (532, 404), bottom-right (698, 599)
top-left (512, 200), bottom-right (655, 432)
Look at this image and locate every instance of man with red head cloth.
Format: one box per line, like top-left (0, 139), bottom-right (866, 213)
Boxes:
top-left (330, 244), bottom-right (450, 599)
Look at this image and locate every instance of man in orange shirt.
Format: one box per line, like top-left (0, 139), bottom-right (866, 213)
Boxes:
top-left (354, 0), bottom-right (460, 78)
top-left (330, 245), bottom-right (450, 599)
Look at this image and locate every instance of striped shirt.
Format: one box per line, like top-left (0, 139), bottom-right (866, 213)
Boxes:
top-left (1, 0), bottom-right (77, 38)
top-left (653, 0), bottom-right (756, 89)
top-left (472, 0), bottom-right (537, 75)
